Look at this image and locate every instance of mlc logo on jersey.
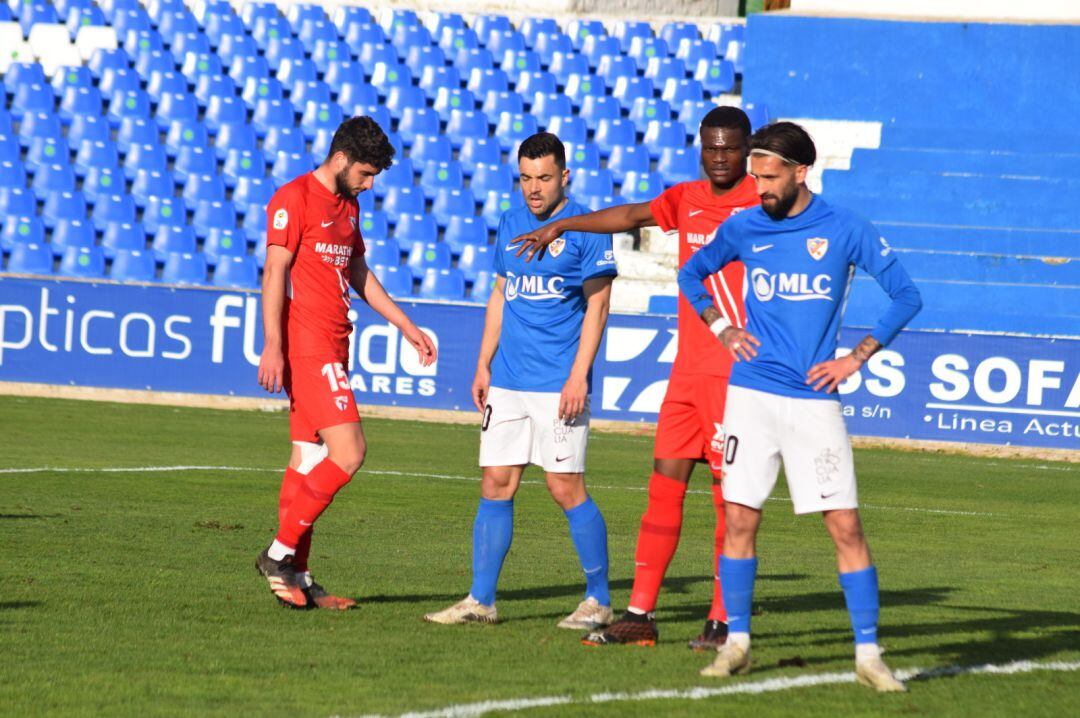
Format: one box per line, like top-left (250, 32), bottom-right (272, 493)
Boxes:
top-left (806, 237), bottom-right (829, 260)
top-left (750, 268), bottom-right (833, 302)
top-left (504, 271), bottom-right (566, 301)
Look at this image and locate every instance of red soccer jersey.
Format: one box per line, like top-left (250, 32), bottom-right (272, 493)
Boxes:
top-left (649, 176), bottom-right (760, 377)
top-left (266, 173), bottom-right (365, 360)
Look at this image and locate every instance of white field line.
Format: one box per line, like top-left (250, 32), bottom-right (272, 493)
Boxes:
top-left (0, 465), bottom-right (1000, 517)
top-left (342, 659), bottom-right (1080, 718)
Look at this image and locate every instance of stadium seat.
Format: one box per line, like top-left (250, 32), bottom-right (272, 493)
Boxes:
top-left (446, 109), bottom-right (491, 149)
top-left (228, 55), bottom-right (271, 87)
top-left (612, 76), bottom-right (655, 108)
top-left (213, 122), bottom-right (259, 160)
top-left (418, 267), bottom-right (466, 300)
top-left (0, 187), bottom-right (36, 218)
top-left (59, 245), bottom-right (105, 278)
top-left (2, 215), bottom-right (46, 251)
top-left (145, 70), bottom-right (188, 104)
top-left (8, 63), bottom-right (48, 93)
top-left (201, 227), bottom-right (247, 267)
top-left (418, 65), bottom-right (460, 99)
top-left (742, 102), bottom-right (771, 131)
top-left (658, 147), bottom-right (700, 185)
top-left (97, 66), bottom-right (140, 97)
top-left (372, 159), bottom-right (415, 199)
top-left (372, 263), bottom-right (413, 297)
top-left (134, 50), bottom-right (175, 82)
top-left (457, 243), bottom-right (495, 282)
top-left (572, 168), bottom-right (615, 198)
top-left (532, 32), bottom-right (574, 66)
top-left (494, 112), bottom-right (539, 151)
top-left (290, 79), bottom-right (332, 108)
top-left (51, 64), bottom-right (94, 93)
top-left (566, 19), bottom-right (605, 51)
top-left (473, 14), bottom-right (512, 41)
top-left (645, 57), bottom-right (688, 90)
top-left (359, 210), bottom-right (390, 241)
top-left (380, 185), bottom-right (425, 221)
top-left (81, 166), bottom-right (125, 203)
top-left (564, 73), bottom-right (606, 108)
top-left (409, 134), bottom-right (454, 171)
top-left (100, 221), bottom-right (146, 259)
top-left (152, 225), bottom-right (196, 261)
top-left (123, 143), bottom-right (169, 181)
top-left (249, 98), bottom-right (293, 138)
top-left (200, 95), bottom-right (247, 136)
top-left (271, 153), bottom-right (315, 186)
top-left (31, 164), bottom-right (77, 195)
top-left (241, 204), bottom-right (267, 243)
top-left (142, 196), bottom-right (186, 235)
top-left (25, 136), bottom-right (71, 176)
top-left (593, 118), bottom-right (637, 158)
top-left (454, 47), bottom-right (494, 76)
top-left (565, 142), bottom-right (601, 171)
top-left (50, 218), bottom-right (95, 257)
top-left (192, 199), bottom-right (237, 241)
top-left (222, 149), bottom-right (266, 189)
top-left (241, 76), bottom-right (283, 109)
top-left (107, 89), bottom-right (153, 128)
top-left (438, 25), bottom-right (479, 56)
top-left (584, 193), bottom-right (627, 212)
top-left (643, 119), bottom-right (689, 159)
top-left (530, 93), bottom-right (573, 127)
top-left (677, 38), bottom-right (719, 70)
top-left (678, 99), bottom-right (715, 135)
top-left (621, 170), bottom-right (665, 202)
top-left (115, 117), bottom-right (157, 155)
top-left (7, 241), bottom-right (53, 274)
top-left (580, 34), bottom-right (621, 71)
top-left (365, 238), bottom-right (402, 267)
top-left (470, 269), bottom-right (497, 303)
top-left (18, 112), bottom-right (63, 147)
top-left (519, 17), bottom-right (560, 46)
top-left (322, 60), bottom-right (365, 93)
top-left (662, 78), bottom-right (704, 105)
top-left (471, 163), bottom-right (515, 196)
top-left (193, 75), bottom-right (237, 110)
top-left (300, 102), bottom-right (343, 141)
top-left (661, 21), bottom-right (699, 49)
top-left (10, 83), bottom-right (56, 120)
top-left (432, 87), bottom-right (477, 123)
top-left (481, 190), bottom-right (523, 228)
top-left (501, 49), bottom-right (541, 76)
top-left (66, 114), bottom-right (111, 147)
top-left (212, 254), bottom-right (259, 289)
top-left (173, 145), bottom-right (217, 184)
top-left (41, 190), bottom-right (87, 230)
top-left (431, 187), bottom-right (477, 226)
top-left (370, 62), bottom-right (413, 98)
top-left (629, 97), bottom-right (674, 135)
top-left (421, 162), bottom-right (465, 200)
top-left (232, 176), bottom-right (276, 209)
top-left (481, 90), bottom-right (524, 119)
top-left (458, 137), bottom-right (502, 177)
top-left (486, 30), bottom-right (526, 59)
top-left (397, 107), bottom-right (441, 147)
top-left (545, 116), bottom-right (588, 145)
top-left (466, 67), bottom-right (509, 96)
top-left (205, 15), bottom-right (247, 48)
top-left (548, 51), bottom-right (589, 88)
top-left (162, 251), bottom-right (208, 285)
top-left (109, 248), bottom-right (156, 282)
top-left (357, 41), bottom-right (397, 76)
top-left (596, 54), bottom-right (637, 87)
top-left (394, 213), bottom-right (439, 251)
top-left (444, 215), bottom-right (489, 255)
top-left (182, 172), bottom-right (227, 205)
top-left (695, 59), bottom-right (735, 95)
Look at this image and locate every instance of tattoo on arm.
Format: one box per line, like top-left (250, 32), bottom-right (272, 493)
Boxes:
top-left (701, 306), bottom-right (722, 325)
top-left (850, 335), bottom-right (882, 363)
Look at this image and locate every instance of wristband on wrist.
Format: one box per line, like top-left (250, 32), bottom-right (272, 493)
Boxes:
top-left (709, 316), bottom-right (731, 337)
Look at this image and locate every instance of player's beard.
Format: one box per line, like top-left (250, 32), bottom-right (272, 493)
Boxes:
top-left (761, 183), bottom-right (799, 220)
top-left (334, 168), bottom-right (357, 200)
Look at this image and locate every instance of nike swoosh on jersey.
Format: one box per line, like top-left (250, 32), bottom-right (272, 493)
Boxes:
top-left (752, 243), bottom-right (774, 252)
top-left (688, 209), bottom-right (704, 217)
top-left (321, 221), bottom-right (334, 227)
top-left (504, 244), bottom-right (518, 251)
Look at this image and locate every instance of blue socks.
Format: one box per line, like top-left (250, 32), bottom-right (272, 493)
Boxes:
top-left (469, 497), bottom-right (514, 606)
top-left (839, 565), bottom-right (879, 645)
top-left (720, 556), bottom-right (758, 634)
top-left (565, 496), bottom-right (610, 606)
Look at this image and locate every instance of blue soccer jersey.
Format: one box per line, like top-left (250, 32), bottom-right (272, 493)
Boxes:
top-left (678, 195), bottom-right (922, 399)
top-left (491, 199), bottom-right (618, 392)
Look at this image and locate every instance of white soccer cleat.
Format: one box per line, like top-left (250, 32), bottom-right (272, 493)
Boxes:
top-left (855, 656), bottom-right (907, 692)
top-left (700, 641), bottom-right (751, 677)
top-left (423, 596), bottom-right (498, 625)
top-left (557, 597), bottom-right (614, 630)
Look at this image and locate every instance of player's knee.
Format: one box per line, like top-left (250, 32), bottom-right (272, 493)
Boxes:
top-left (329, 444), bottom-right (365, 476)
top-left (546, 475), bottom-right (584, 508)
top-left (653, 458), bottom-right (693, 483)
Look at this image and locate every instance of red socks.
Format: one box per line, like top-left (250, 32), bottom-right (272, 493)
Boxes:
top-left (275, 458), bottom-right (352, 550)
top-left (278, 467), bottom-right (313, 571)
top-left (708, 478), bottom-right (728, 622)
top-left (628, 472), bottom-right (687, 612)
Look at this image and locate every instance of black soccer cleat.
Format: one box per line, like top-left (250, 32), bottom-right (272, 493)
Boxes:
top-left (255, 549), bottom-right (309, 609)
top-left (582, 610), bottom-right (658, 646)
top-left (688, 619), bottom-right (729, 651)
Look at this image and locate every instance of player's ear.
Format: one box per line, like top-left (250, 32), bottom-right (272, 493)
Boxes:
top-left (560, 166), bottom-right (570, 187)
top-left (794, 163), bottom-right (809, 185)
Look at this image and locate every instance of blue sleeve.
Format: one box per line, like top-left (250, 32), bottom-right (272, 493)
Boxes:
top-left (677, 223), bottom-right (739, 315)
top-left (494, 213), bottom-right (509, 277)
top-left (850, 221), bottom-right (922, 346)
top-left (578, 232), bottom-right (618, 281)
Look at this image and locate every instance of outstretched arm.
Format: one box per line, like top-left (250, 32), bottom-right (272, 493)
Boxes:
top-left (349, 254), bottom-right (437, 367)
top-left (513, 202), bottom-right (655, 261)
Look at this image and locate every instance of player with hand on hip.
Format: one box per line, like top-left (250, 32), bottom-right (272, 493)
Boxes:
top-left (678, 122), bottom-right (921, 691)
top-left (255, 117), bottom-right (437, 610)
top-left (424, 133), bottom-right (618, 629)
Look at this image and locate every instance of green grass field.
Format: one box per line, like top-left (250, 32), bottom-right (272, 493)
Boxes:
top-left (1, 396), bottom-right (1077, 717)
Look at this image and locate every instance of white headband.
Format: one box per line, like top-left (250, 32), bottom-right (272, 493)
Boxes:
top-left (749, 148), bottom-right (802, 165)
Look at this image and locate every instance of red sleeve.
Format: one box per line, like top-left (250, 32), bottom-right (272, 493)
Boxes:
top-left (266, 186), bottom-right (305, 254)
top-left (648, 183), bottom-right (685, 233)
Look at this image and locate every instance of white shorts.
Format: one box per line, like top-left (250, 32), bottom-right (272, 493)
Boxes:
top-left (479, 386), bottom-right (590, 474)
top-left (721, 385), bottom-right (858, 515)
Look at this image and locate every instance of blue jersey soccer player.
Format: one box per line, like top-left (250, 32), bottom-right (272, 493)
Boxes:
top-left (424, 132), bottom-right (618, 629)
top-left (678, 122), bottom-right (922, 691)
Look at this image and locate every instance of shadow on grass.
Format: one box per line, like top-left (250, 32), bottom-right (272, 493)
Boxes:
top-left (0, 601), bottom-right (43, 610)
top-left (0, 514), bottom-right (63, 519)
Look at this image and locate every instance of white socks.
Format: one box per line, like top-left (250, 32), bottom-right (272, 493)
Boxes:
top-left (856, 643), bottom-right (882, 662)
top-left (267, 540), bottom-right (295, 562)
top-left (728, 632), bottom-right (751, 650)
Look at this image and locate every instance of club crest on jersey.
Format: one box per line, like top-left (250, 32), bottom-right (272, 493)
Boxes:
top-left (806, 237), bottom-right (829, 260)
top-left (273, 209), bottom-right (288, 230)
top-left (548, 238), bottom-right (565, 257)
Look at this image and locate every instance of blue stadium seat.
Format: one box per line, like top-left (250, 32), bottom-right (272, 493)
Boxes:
top-left (288, 3), bottom-right (328, 26)
top-left (678, 100), bottom-right (715, 135)
top-left (481, 90), bottom-right (524, 119)
top-left (348, 104), bottom-right (393, 138)
top-left (18, 112), bottom-right (63, 147)
top-left (391, 23), bottom-right (433, 57)
top-left (290, 79), bottom-right (332, 107)
top-left (111, 7), bottom-right (152, 36)
top-left (10, 83), bottom-right (55, 121)
top-left (204, 95), bottom-right (248, 135)
top-left (228, 55), bottom-right (271, 88)
top-left (115, 116), bottom-right (157, 154)
top-left (152, 225), bottom-right (196, 261)
top-left (380, 185), bottom-right (425, 221)
top-left (233, 176), bottom-right (276, 209)
top-left (241, 76), bottom-right (283, 108)
top-left (519, 17), bottom-right (560, 46)
top-left (628, 97), bottom-right (674, 135)
top-left (25, 137), bottom-right (71, 176)
top-left (240, 1), bottom-right (278, 26)
top-left (157, 9), bottom-right (199, 39)
top-left (646, 57), bottom-right (688, 90)
top-left (252, 17), bottom-right (295, 54)
top-left (565, 141), bottom-right (601, 170)
top-left (662, 78), bottom-right (704, 105)
top-left (742, 102), bottom-right (771, 131)
top-left (418, 65), bottom-right (460, 98)
top-left (643, 119), bottom-right (688, 159)
top-left (621, 170), bottom-right (665, 202)
top-left (439, 26), bottom-right (479, 55)
top-left (564, 73), bottom-right (606, 108)
top-left (471, 162), bottom-right (514, 196)
top-left (0, 187), bottom-right (36, 218)
top-left (404, 43), bottom-right (445, 72)
top-left (212, 254), bottom-right (259, 288)
top-left (204, 13), bottom-right (246, 47)
top-left (41, 190), bottom-right (87, 229)
top-left (372, 263), bottom-right (413, 297)
top-left (123, 143), bottom-right (169, 181)
top-left (336, 80), bottom-right (380, 110)
top-left (657, 147), bottom-right (700, 185)
top-left (249, 98), bottom-right (294, 139)
top-left (298, 20), bottom-right (338, 53)
top-left (162, 251), bottom-right (208, 285)
top-left (193, 75), bottom-right (237, 110)
top-left (481, 190), bottom-right (523, 228)
top-left (661, 21), bottom-right (699, 49)
top-left (202, 227), bottom-right (247, 266)
top-left (458, 137), bottom-right (502, 177)
top-left (457, 243), bottom-right (495, 282)
top-left (311, 39), bottom-right (351, 75)
top-left (432, 87), bottom-right (476, 123)
top-left (466, 67), bottom-right (509, 96)
top-left (486, 29), bottom-right (526, 59)
top-left (332, 4), bottom-right (372, 31)
top-left (409, 134), bottom-right (453, 171)
top-left (0, 158), bottom-right (25, 190)
top-left (469, 269), bottom-right (497, 303)
top-left (222, 149), bottom-right (266, 189)
top-left (421, 162), bottom-right (465, 200)
top-left (366, 238), bottom-right (401, 267)
top-left (572, 168), bottom-right (615, 198)
top-left (2, 215), bottom-right (45, 251)
top-left (616, 21), bottom-right (655, 53)
top-left (418, 267), bottom-right (465, 300)
top-left (7, 241), bottom-right (53, 274)
top-left (395, 214), bottom-right (439, 252)
top-left (358, 210), bottom-right (390, 241)
top-left (473, 14), bottom-right (512, 40)
top-left (548, 51), bottom-right (589, 88)
top-left (31, 164), bottom-right (77, 195)
top-left (446, 109), bottom-right (491, 149)
top-left (501, 49), bottom-right (541, 76)
top-left (271, 152), bottom-right (314, 186)
top-left (59, 245), bottom-right (105, 278)
top-left (533, 32), bottom-right (574, 66)
top-left (101, 221), bottom-right (147, 259)
top-left (123, 30), bottom-right (163, 57)
top-left (596, 54), bottom-right (637, 87)
top-left (584, 193), bottom-right (628, 212)
top-left (81, 167), bottom-right (125, 203)
top-left (322, 60), bottom-right (365, 94)
top-left (530, 93), bottom-right (573, 127)
top-left (50, 218), bottom-right (95, 257)
top-left (495, 112), bottom-right (538, 151)
top-left (444, 215), bottom-right (489, 255)
top-left (97, 67), bottom-right (140, 97)
top-left (134, 50), bottom-right (175, 82)
top-left (594, 118), bottom-right (637, 158)
top-left (514, 70), bottom-right (557, 98)
top-left (182, 172), bottom-right (227, 205)
top-left (142, 196), bottom-right (186, 234)
top-left (86, 49), bottom-right (127, 79)
top-left (357, 41), bottom-right (397, 75)
top-left (612, 76), bottom-right (655, 108)
top-left (173, 145), bottom-right (217, 183)
top-left (213, 122), bottom-right (259, 160)
top-left (192, 199), bottom-right (237, 241)
top-left (67, 116), bottom-right (112, 148)
top-left (145, 71), bottom-right (188, 104)
top-left (309, 128), bottom-right (334, 162)
top-left (397, 107), bottom-right (441, 147)
top-left (372, 158), bottom-right (415, 199)
top-left (51, 64), bottom-right (94, 94)
top-left (431, 187), bottom-right (476, 226)
top-left (92, 194), bottom-right (137, 232)
top-left (545, 116), bottom-right (588, 144)
top-left (676, 38), bottom-right (719, 70)
top-left (580, 34), bottom-right (621, 71)
top-left (454, 47), bottom-right (494, 76)
top-left (241, 203), bottom-right (267, 243)
top-left (566, 19), bottom-right (605, 51)
top-left (370, 62), bottom-right (412, 98)
top-left (695, 59), bottom-right (735, 95)
top-left (110, 248), bottom-right (156, 282)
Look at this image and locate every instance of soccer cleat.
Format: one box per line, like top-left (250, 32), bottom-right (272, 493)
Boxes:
top-left (700, 641), bottom-right (751, 677)
top-left (855, 657), bottom-right (907, 692)
top-left (581, 610), bottom-right (658, 646)
top-left (255, 549), bottom-right (309, 609)
top-left (304, 581), bottom-right (357, 610)
top-left (423, 596), bottom-right (498, 625)
top-left (688, 619), bottom-right (729, 651)
top-left (557, 597), bottom-right (614, 630)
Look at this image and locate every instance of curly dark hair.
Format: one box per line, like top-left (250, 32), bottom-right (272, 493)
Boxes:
top-left (326, 116), bottom-right (395, 170)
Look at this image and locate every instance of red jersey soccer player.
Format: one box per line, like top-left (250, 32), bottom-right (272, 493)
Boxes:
top-left (255, 117), bottom-right (437, 609)
top-left (513, 107), bottom-right (759, 647)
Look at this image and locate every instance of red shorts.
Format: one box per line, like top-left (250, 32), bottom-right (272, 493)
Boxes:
top-left (283, 355), bottom-right (360, 443)
top-left (653, 372), bottom-right (730, 475)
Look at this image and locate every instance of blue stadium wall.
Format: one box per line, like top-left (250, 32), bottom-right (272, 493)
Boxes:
top-left (1, 276), bottom-right (1078, 450)
top-left (743, 14), bottom-right (1080, 138)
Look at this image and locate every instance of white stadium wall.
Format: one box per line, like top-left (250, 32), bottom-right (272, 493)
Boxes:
top-left (788, 0), bottom-right (1080, 22)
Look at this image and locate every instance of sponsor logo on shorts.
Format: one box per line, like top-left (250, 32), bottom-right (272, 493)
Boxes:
top-left (710, 422), bottom-right (725, 455)
top-left (335, 396), bottom-right (349, 411)
top-left (814, 447), bottom-right (841, 485)
top-left (556, 454), bottom-right (573, 462)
